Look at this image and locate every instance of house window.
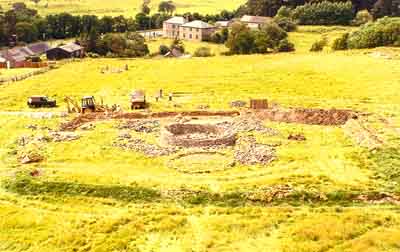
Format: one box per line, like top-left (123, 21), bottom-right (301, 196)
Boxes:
top-left (183, 33), bottom-right (185, 38)
top-left (173, 24), bottom-right (176, 29)
top-left (195, 35), bottom-right (199, 39)
top-left (190, 28), bottom-right (192, 31)
top-left (189, 34), bottom-right (192, 39)
top-left (196, 28), bottom-right (199, 32)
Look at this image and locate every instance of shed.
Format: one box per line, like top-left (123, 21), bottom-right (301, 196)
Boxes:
top-left (240, 15), bottom-right (272, 29)
top-left (27, 42), bottom-right (51, 55)
top-left (46, 43), bottom-right (84, 60)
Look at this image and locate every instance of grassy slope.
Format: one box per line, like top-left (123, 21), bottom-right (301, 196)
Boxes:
top-left (1, 28), bottom-right (400, 251)
top-left (0, 0), bottom-right (245, 16)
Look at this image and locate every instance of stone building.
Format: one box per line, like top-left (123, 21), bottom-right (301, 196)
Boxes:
top-left (163, 16), bottom-right (187, 39)
top-left (179, 20), bottom-right (216, 41)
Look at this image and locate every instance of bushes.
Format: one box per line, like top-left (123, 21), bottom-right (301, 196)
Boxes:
top-left (90, 33), bottom-right (149, 57)
top-left (277, 38), bottom-right (295, 52)
top-left (292, 1), bottom-right (354, 25)
top-left (170, 38), bottom-right (185, 53)
top-left (310, 37), bottom-right (328, 52)
top-left (209, 28), bottom-right (229, 44)
top-left (347, 17), bottom-right (400, 49)
top-left (159, 44), bottom-right (170, 55)
top-left (225, 22), bottom-right (295, 54)
top-left (332, 33), bottom-right (349, 50)
top-left (193, 47), bottom-right (214, 57)
top-left (274, 17), bottom-right (297, 32)
top-left (352, 10), bottom-right (373, 26)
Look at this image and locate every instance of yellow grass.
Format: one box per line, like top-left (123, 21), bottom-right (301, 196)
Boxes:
top-left (1, 27), bottom-right (400, 252)
top-left (0, 0), bottom-right (245, 16)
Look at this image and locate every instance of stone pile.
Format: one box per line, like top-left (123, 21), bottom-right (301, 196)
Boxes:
top-left (117, 119), bottom-right (160, 133)
top-left (217, 114), bottom-right (279, 135)
top-left (114, 133), bottom-right (177, 157)
top-left (234, 137), bottom-right (276, 165)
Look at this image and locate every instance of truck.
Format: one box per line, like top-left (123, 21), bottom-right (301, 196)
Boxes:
top-left (131, 90), bottom-right (146, 109)
top-left (27, 96), bottom-right (57, 108)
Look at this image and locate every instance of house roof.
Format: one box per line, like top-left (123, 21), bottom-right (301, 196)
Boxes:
top-left (215, 21), bottom-right (231, 27)
top-left (164, 16), bottom-right (187, 25)
top-left (240, 15), bottom-right (272, 24)
top-left (181, 20), bottom-right (215, 29)
top-left (27, 42), bottom-right (51, 55)
top-left (0, 48), bottom-right (28, 62)
top-left (59, 43), bottom-right (83, 53)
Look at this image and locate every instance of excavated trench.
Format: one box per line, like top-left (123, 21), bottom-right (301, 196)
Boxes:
top-left (256, 108), bottom-right (357, 126)
top-left (161, 123), bottom-right (237, 148)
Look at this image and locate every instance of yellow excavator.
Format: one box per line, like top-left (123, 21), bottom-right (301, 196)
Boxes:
top-left (64, 96), bottom-right (118, 114)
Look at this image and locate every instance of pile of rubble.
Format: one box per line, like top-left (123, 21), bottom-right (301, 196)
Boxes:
top-left (114, 132), bottom-right (177, 157)
top-left (217, 114), bottom-right (279, 135)
top-left (19, 150), bottom-right (44, 164)
top-left (234, 137), bottom-right (276, 165)
top-left (17, 132), bottom-right (80, 146)
top-left (117, 119), bottom-right (160, 133)
top-left (230, 100), bottom-right (246, 108)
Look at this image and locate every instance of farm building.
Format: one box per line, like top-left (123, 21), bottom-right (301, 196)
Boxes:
top-left (27, 42), bottom-right (51, 55)
top-left (240, 15), bottom-right (272, 29)
top-left (215, 20), bottom-right (232, 28)
top-left (46, 43), bottom-right (84, 60)
top-left (163, 16), bottom-right (187, 39)
top-left (0, 42), bottom-right (50, 68)
top-left (179, 20), bottom-right (217, 41)
top-left (0, 48), bottom-right (33, 68)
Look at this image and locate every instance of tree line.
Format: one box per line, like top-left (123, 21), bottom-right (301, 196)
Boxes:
top-left (238, 0), bottom-right (400, 19)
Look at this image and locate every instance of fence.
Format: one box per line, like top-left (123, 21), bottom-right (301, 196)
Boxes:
top-left (0, 67), bottom-right (51, 83)
top-left (0, 58), bottom-right (81, 84)
top-left (0, 61), bottom-right (48, 69)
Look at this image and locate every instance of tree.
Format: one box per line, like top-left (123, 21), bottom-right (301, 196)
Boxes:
top-left (16, 21), bottom-right (38, 43)
top-left (170, 37), bottom-right (185, 52)
top-left (141, 0), bottom-right (151, 15)
top-left (352, 10), bottom-right (373, 25)
top-left (135, 12), bottom-right (151, 30)
top-left (226, 22), bottom-right (255, 54)
top-left (158, 1), bottom-right (176, 14)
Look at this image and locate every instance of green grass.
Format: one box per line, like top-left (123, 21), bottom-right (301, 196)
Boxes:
top-left (1, 27), bottom-right (400, 251)
top-left (0, 0), bottom-right (245, 16)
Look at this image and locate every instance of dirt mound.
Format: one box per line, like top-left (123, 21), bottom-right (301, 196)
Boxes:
top-left (343, 119), bottom-right (384, 150)
top-left (60, 110), bottom-right (240, 131)
top-left (117, 119), bottom-right (160, 133)
top-left (257, 108), bottom-right (356, 126)
top-left (218, 113), bottom-right (279, 135)
top-left (162, 123), bottom-right (237, 148)
top-left (234, 137), bottom-right (276, 165)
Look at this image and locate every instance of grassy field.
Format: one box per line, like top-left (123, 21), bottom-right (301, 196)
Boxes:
top-left (0, 0), bottom-right (245, 16)
top-left (1, 27), bottom-right (400, 251)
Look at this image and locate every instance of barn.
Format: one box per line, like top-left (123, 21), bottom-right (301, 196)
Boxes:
top-left (46, 43), bottom-right (84, 60)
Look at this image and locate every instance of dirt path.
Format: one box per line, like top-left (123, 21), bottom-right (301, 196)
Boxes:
top-left (0, 111), bottom-right (68, 119)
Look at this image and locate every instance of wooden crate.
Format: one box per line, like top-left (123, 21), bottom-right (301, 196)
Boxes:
top-left (250, 99), bottom-right (268, 109)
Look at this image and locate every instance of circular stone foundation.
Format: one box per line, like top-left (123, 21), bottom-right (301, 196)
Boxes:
top-left (167, 151), bottom-right (234, 174)
top-left (161, 123), bottom-right (236, 148)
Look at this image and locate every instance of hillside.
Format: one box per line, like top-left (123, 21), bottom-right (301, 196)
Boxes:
top-left (0, 0), bottom-right (246, 16)
top-left (1, 26), bottom-right (400, 252)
